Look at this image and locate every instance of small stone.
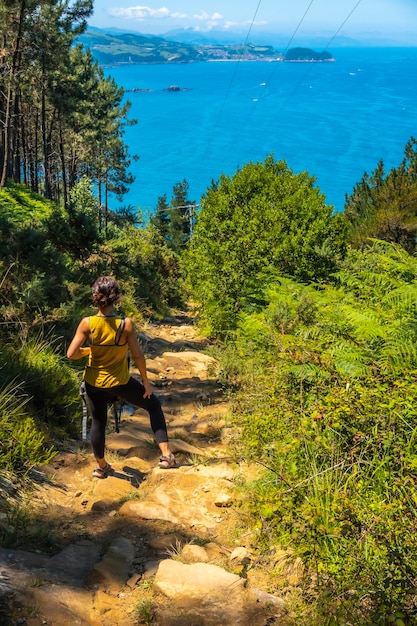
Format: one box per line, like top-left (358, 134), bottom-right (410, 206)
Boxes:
top-left (142, 560), bottom-right (160, 579)
top-left (248, 588), bottom-right (286, 609)
top-left (126, 573), bottom-right (141, 587)
top-left (182, 544), bottom-right (209, 563)
top-left (214, 493), bottom-right (232, 507)
top-left (74, 490), bottom-right (83, 497)
top-left (229, 547), bottom-right (251, 566)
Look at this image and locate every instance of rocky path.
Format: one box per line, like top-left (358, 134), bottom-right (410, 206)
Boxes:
top-left (0, 315), bottom-right (287, 626)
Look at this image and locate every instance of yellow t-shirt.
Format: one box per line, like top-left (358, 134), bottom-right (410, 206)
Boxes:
top-left (84, 315), bottom-right (129, 388)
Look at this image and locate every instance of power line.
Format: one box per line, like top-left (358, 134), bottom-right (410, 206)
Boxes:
top-left (323, 0), bottom-right (363, 50)
top-left (153, 203), bottom-right (200, 237)
top-left (222, 0), bottom-right (316, 163)
top-left (224, 0), bottom-right (364, 164)
top-left (282, 0), bottom-right (315, 56)
top-left (202, 0), bottom-right (263, 159)
top-left (154, 204), bottom-right (200, 211)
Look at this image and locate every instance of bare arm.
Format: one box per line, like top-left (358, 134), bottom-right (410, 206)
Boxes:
top-left (126, 318), bottom-right (153, 398)
top-left (67, 318), bottom-right (91, 360)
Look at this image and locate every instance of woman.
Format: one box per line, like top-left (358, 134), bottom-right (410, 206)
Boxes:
top-left (67, 276), bottom-right (176, 477)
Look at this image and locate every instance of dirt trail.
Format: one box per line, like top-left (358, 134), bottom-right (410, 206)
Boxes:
top-left (0, 315), bottom-right (288, 626)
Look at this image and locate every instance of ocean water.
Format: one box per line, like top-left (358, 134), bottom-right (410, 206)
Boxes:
top-left (104, 47), bottom-right (417, 214)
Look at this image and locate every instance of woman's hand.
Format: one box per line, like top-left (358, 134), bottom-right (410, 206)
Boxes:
top-left (143, 380), bottom-right (153, 399)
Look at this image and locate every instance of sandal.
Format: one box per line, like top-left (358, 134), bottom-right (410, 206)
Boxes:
top-left (92, 463), bottom-right (113, 479)
top-left (158, 454), bottom-right (178, 469)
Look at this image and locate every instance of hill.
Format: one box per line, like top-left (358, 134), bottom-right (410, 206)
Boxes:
top-left (0, 183), bottom-right (55, 224)
top-left (77, 27), bottom-right (282, 65)
top-left (283, 47), bottom-right (335, 62)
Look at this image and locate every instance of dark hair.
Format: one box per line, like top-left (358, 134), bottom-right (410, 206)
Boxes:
top-left (91, 276), bottom-right (121, 308)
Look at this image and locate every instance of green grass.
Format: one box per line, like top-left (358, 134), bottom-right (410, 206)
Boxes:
top-left (0, 182), bottom-right (55, 224)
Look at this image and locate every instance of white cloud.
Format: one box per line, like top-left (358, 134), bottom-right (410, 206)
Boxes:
top-left (107, 5), bottom-right (266, 32)
top-left (108, 5), bottom-right (223, 23)
top-left (108, 5), bottom-right (170, 20)
top-left (192, 11), bottom-right (223, 21)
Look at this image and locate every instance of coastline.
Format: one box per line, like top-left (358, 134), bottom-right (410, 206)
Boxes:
top-left (104, 48), bottom-right (417, 215)
top-left (102, 56), bottom-right (335, 68)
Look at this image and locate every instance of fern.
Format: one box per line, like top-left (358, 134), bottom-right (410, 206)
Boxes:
top-left (382, 283), bottom-right (417, 317)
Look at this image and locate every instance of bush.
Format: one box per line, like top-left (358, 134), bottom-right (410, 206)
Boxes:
top-left (222, 243), bottom-right (417, 623)
top-left (185, 154), bottom-right (347, 334)
top-left (0, 381), bottom-right (55, 475)
top-left (0, 333), bottom-right (81, 436)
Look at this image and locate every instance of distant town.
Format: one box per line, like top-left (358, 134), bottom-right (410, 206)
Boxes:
top-left (78, 28), bottom-right (335, 66)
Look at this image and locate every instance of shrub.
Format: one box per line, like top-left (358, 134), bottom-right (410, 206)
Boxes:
top-left (185, 154), bottom-right (347, 334)
top-left (0, 381), bottom-right (55, 474)
top-left (223, 242), bottom-right (417, 623)
top-left (0, 333), bottom-right (81, 436)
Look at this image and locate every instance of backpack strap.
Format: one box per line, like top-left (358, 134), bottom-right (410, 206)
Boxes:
top-left (114, 316), bottom-right (126, 346)
top-left (79, 380), bottom-right (89, 441)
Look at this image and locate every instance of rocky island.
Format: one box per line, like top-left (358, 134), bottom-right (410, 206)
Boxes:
top-left (283, 47), bottom-right (335, 62)
top-left (163, 85), bottom-right (191, 92)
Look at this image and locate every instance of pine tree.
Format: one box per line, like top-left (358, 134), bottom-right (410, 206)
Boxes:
top-left (150, 194), bottom-right (171, 240)
top-left (150, 179), bottom-right (196, 253)
top-left (345, 137), bottom-right (417, 253)
top-left (168, 179), bottom-right (195, 252)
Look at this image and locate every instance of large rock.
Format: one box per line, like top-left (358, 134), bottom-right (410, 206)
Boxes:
top-left (153, 559), bottom-right (245, 606)
top-left (118, 462), bottom-right (237, 530)
top-left (48, 540), bottom-right (101, 586)
top-left (161, 351), bottom-right (217, 379)
top-left (31, 585), bottom-right (93, 625)
top-left (88, 536), bottom-right (135, 593)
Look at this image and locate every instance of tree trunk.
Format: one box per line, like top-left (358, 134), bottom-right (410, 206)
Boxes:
top-left (59, 123), bottom-right (68, 208)
top-left (41, 92), bottom-right (51, 198)
top-left (0, 0), bottom-right (27, 188)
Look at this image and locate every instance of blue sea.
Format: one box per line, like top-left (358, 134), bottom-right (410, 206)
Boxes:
top-left (104, 47), bottom-right (417, 214)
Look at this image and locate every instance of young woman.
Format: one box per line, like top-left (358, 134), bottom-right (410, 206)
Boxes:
top-left (67, 276), bottom-right (176, 477)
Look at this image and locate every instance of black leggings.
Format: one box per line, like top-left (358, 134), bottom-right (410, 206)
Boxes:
top-left (85, 378), bottom-right (169, 459)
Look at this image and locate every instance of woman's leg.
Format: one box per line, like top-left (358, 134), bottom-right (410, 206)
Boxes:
top-left (85, 382), bottom-right (113, 469)
top-left (115, 378), bottom-right (175, 463)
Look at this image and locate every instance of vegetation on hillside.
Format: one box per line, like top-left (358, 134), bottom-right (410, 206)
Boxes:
top-left (217, 243), bottom-right (417, 623)
top-left (345, 136), bottom-right (417, 253)
top-left (150, 179), bottom-right (197, 254)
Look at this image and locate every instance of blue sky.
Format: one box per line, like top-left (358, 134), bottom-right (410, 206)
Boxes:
top-left (88, 0), bottom-right (417, 44)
